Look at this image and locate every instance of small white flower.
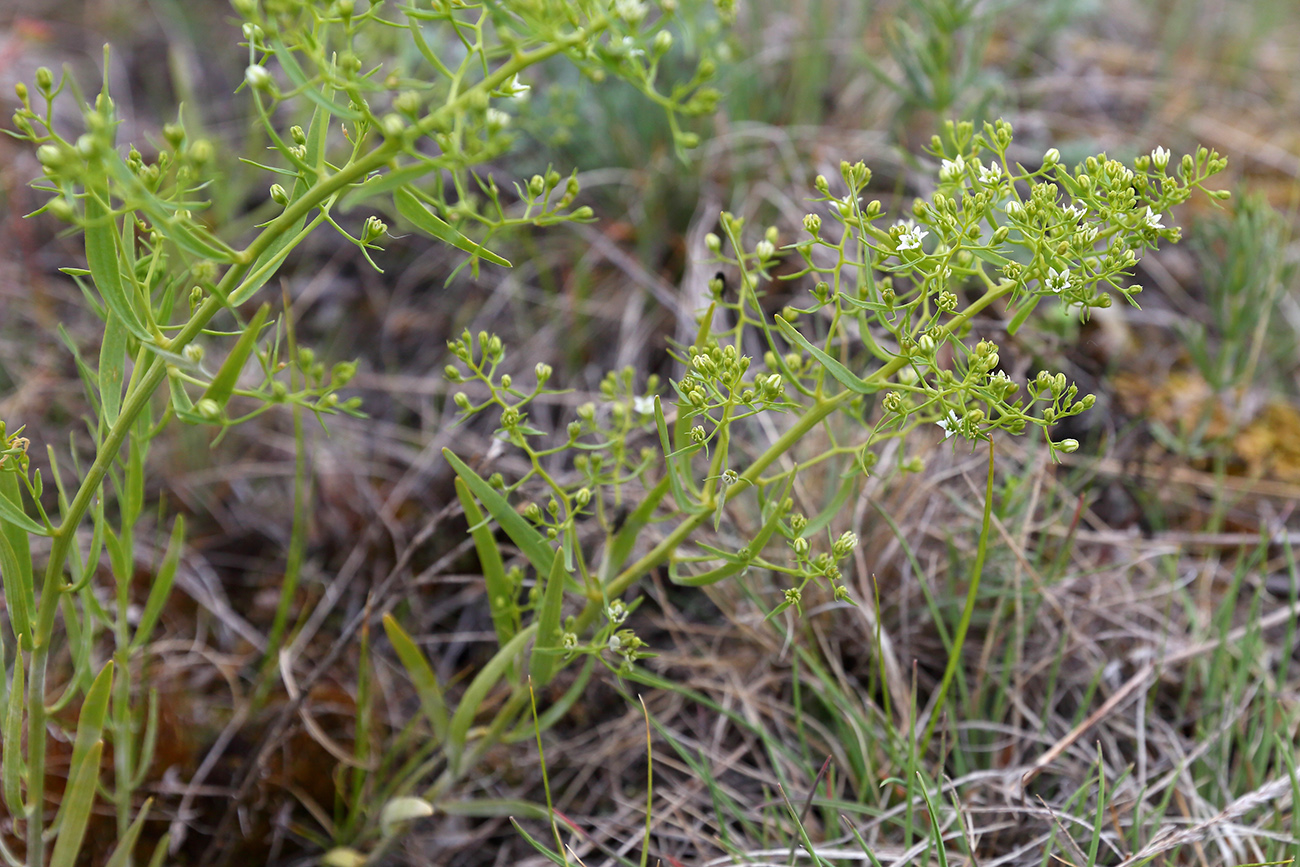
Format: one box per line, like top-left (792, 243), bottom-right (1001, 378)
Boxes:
top-left (1062, 204), bottom-right (1085, 221)
top-left (615, 0), bottom-right (648, 24)
top-left (617, 35), bottom-right (645, 57)
top-left (937, 410), bottom-right (962, 439)
top-left (1005, 200), bottom-right (1025, 219)
top-left (1076, 224), bottom-right (1099, 245)
top-left (633, 395), bottom-right (655, 416)
top-left (1150, 146), bottom-right (1170, 170)
top-left (1045, 267), bottom-right (1072, 294)
top-left (502, 74), bottom-right (530, 99)
top-left (755, 239), bottom-right (775, 260)
top-left (896, 226), bottom-right (928, 251)
top-left (1143, 207), bottom-right (1165, 230)
top-left (607, 600), bottom-right (628, 625)
top-left (976, 160), bottom-right (1003, 185)
top-left (939, 155), bottom-right (966, 182)
top-left (990, 370), bottom-right (1012, 384)
top-left (485, 108), bottom-right (511, 131)
top-left (893, 218), bottom-right (916, 230)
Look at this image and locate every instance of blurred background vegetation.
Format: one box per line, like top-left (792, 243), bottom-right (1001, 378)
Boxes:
top-left (2, 0), bottom-right (1299, 865)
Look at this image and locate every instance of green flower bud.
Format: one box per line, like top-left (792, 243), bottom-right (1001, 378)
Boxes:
top-left (803, 213), bottom-right (821, 235)
top-left (652, 29), bottom-right (673, 55)
top-left (381, 113), bottom-right (406, 137)
top-left (704, 233), bottom-right (722, 253)
top-left (575, 487), bottom-right (591, 507)
top-left (163, 122), bottom-right (185, 149)
top-left (35, 67), bottom-right (53, 94)
top-left (269, 183), bottom-right (289, 205)
top-left (814, 174), bottom-right (830, 195)
top-left (567, 421), bottom-right (581, 440)
top-left (244, 64), bottom-right (273, 91)
top-left (1057, 438), bottom-right (1079, 454)
top-left (453, 392), bottom-right (470, 410)
top-left (792, 537), bottom-right (810, 556)
top-left (535, 362), bottom-right (552, 383)
top-left (197, 398), bottom-right (222, 421)
top-left (571, 206), bottom-right (594, 220)
top-left (500, 374), bottom-right (512, 389)
top-left (183, 343), bottom-right (204, 364)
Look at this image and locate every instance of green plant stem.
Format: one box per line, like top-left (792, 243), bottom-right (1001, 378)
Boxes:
top-left (572, 278), bottom-right (1016, 635)
top-left (23, 24), bottom-right (609, 864)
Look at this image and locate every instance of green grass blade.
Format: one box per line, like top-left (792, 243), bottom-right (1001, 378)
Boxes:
top-left (381, 613), bottom-right (448, 741)
top-left (529, 548), bottom-right (568, 686)
top-left (443, 449), bottom-right (554, 577)
top-left (394, 187), bottom-right (511, 268)
top-left (455, 477), bottom-right (517, 647)
top-left (131, 515), bottom-right (184, 649)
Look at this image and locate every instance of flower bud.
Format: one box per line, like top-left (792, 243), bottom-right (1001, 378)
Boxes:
top-left (705, 233), bottom-right (721, 253)
top-left (197, 398), bottom-right (222, 421)
top-left (755, 239), bottom-right (775, 260)
top-left (269, 183), bottom-right (289, 205)
top-left (803, 213), bottom-right (821, 235)
top-left (183, 344), bottom-right (204, 364)
top-left (453, 392), bottom-right (470, 410)
top-left (244, 64), bottom-right (273, 91)
top-left (571, 206), bottom-right (594, 220)
top-left (381, 113), bottom-right (406, 137)
top-left (653, 30), bottom-right (673, 55)
top-left (1057, 438), bottom-right (1079, 454)
top-left (535, 362), bottom-right (552, 383)
top-left (35, 67), bottom-right (53, 94)
top-left (1043, 147), bottom-right (1060, 167)
top-left (567, 421), bottom-right (581, 440)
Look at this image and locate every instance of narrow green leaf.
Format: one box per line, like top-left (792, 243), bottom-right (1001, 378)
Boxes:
top-left (442, 449), bottom-right (554, 577)
top-left (341, 162), bottom-right (441, 209)
top-left (83, 178), bottom-right (151, 342)
top-left (1007, 294), bottom-right (1040, 336)
top-left (672, 492), bottom-right (790, 586)
top-left (2, 646), bottom-right (24, 817)
top-left (98, 310), bottom-right (127, 427)
top-left (969, 245), bottom-right (1012, 268)
top-left (103, 798), bottom-right (153, 867)
top-left (654, 396), bottom-right (694, 510)
top-left (271, 40), bottom-right (363, 120)
top-left (0, 469), bottom-right (46, 537)
top-left (381, 613), bottom-right (448, 741)
top-left (529, 549), bottom-right (568, 687)
top-left (774, 315), bottom-right (876, 394)
top-left (65, 661), bottom-right (114, 789)
top-left (455, 478), bottom-right (516, 647)
top-left (168, 365), bottom-right (195, 416)
top-left (447, 626), bottom-right (533, 776)
top-left (132, 515), bottom-right (184, 649)
top-left (48, 740), bottom-right (103, 867)
top-left (201, 303), bottom-right (270, 410)
top-left (0, 526), bottom-right (33, 647)
top-left (394, 188), bottom-right (511, 268)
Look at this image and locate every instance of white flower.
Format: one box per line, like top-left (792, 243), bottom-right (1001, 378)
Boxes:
top-left (976, 160), bottom-right (1003, 185)
top-left (937, 410), bottom-right (962, 439)
top-left (1045, 267), bottom-right (1072, 294)
top-left (633, 395), bottom-right (655, 416)
top-left (755, 239), bottom-right (775, 260)
top-left (502, 74), bottom-right (530, 99)
top-left (485, 108), bottom-right (511, 131)
top-left (990, 370), bottom-right (1012, 383)
top-left (896, 226), bottom-right (928, 251)
top-left (939, 155), bottom-right (966, 182)
top-left (1150, 146), bottom-right (1170, 170)
top-left (1005, 200), bottom-right (1024, 219)
top-left (1062, 204), bottom-right (1085, 221)
top-left (615, 0), bottom-right (648, 24)
top-left (1076, 224), bottom-right (1099, 245)
top-left (1143, 207), bottom-right (1165, 230)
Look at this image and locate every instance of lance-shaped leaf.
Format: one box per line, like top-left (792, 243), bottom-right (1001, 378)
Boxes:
top-left (3, 646), bottom-right (24, 816)
top-left (455, 478), bottom-right (517, 648)
top-left (49, 741), bottom-right (104, 867)
top-left (98, 310), bottom-right (128, 427)
top-left (83, 176), bottom-right (150, 342)
top-left (671, 491), bottom-right (791, 587)
top-left (131, 515), bottom-right (184, 649)
top-left (381, 613), bottom-right (448, 741)
top-left (394, 188), bottom-right (510, 268)
top-left (103, 799), bottom-right (153, 867)
top-left (528, 548), bottom-right (568, 687)
top-left (446, 626), bottom-right (533, 776)
top-left (775, 314), bottom-right (878, 394)
top-left (201, 303), bottom-right (270, 412)
top-left (443, 449), bottom-right (553, 578)
top-left (0, 525), bottom-right (33, 648)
